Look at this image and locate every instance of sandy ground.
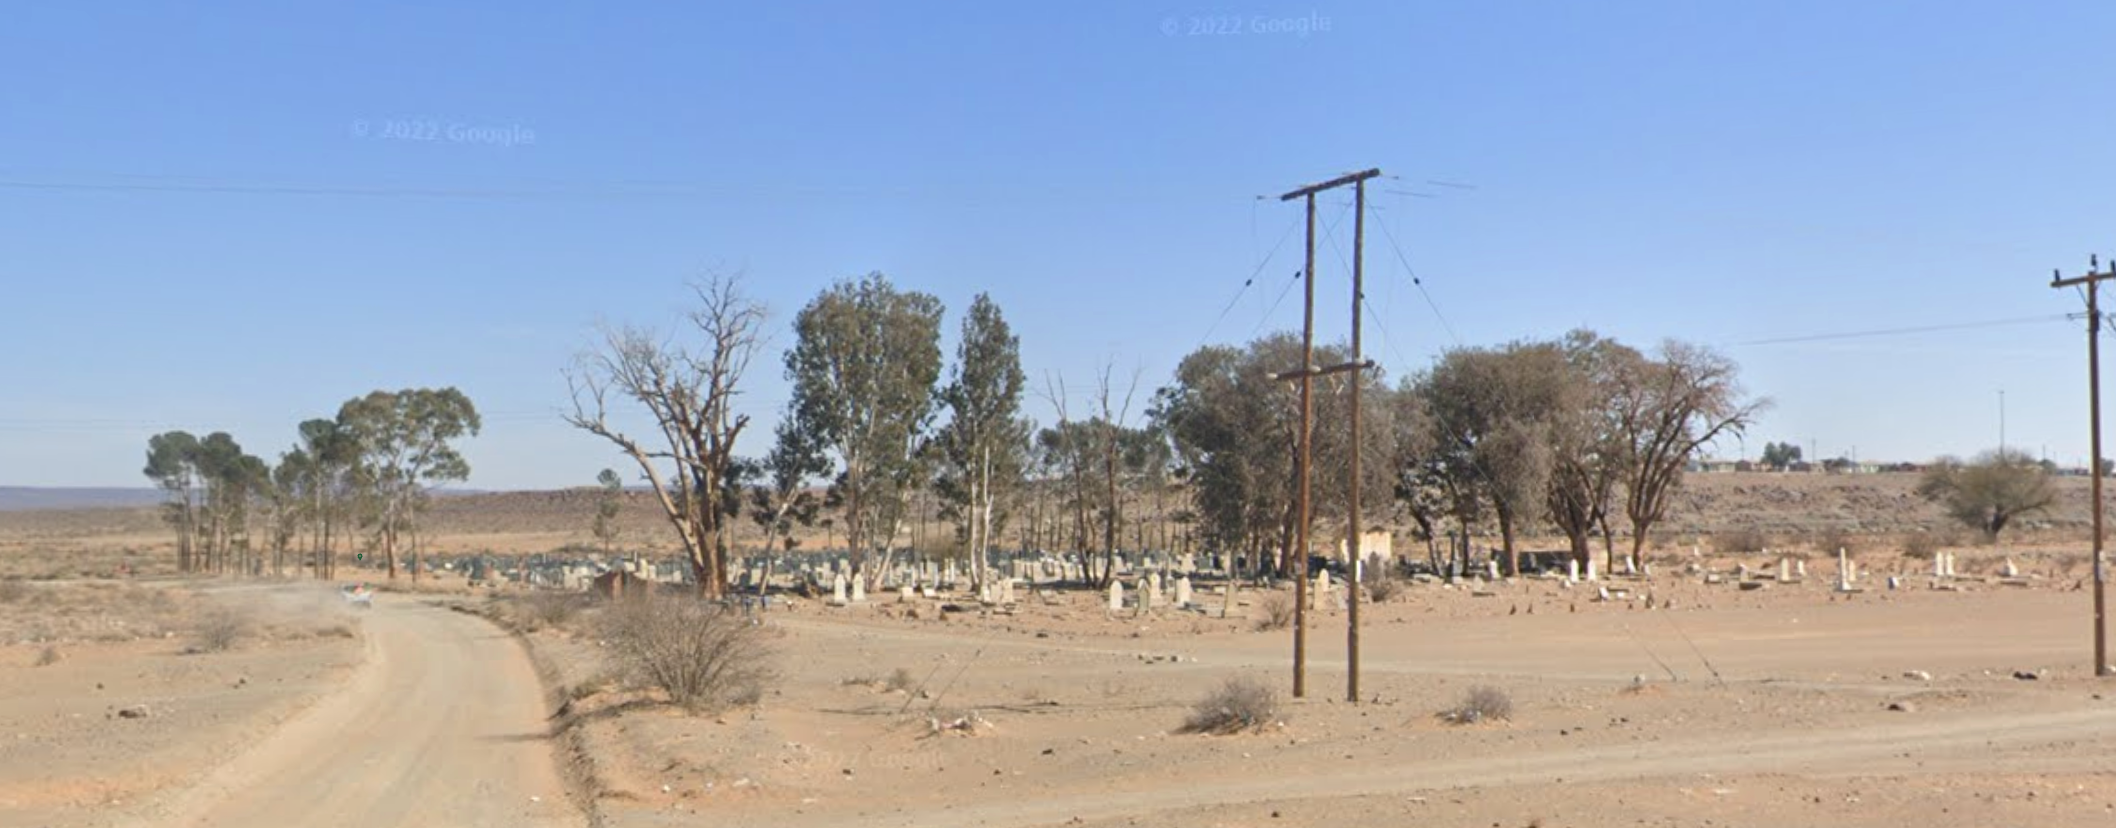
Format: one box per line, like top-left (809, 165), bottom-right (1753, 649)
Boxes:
top-left (0, 582), bottom-right (583, 828)
top-left (6, 547), bottom-right (2115, 828)
top-left (511, 561), bottom-right (2116, 828)
top-left (0, 582), bottom-right (364, 827)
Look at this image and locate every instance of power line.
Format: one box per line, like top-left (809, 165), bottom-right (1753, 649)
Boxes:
top-left (1370, 210), bottom-right (1462, 346)
top-left (1249, 269), bottom-right (1305, 339)
top-left (1361, 295), bottom-right (1417, 380)
top-left (1201, 212), bottom-right (1302, 347)
top-left (1728, 314), bottom-right (2069, 347)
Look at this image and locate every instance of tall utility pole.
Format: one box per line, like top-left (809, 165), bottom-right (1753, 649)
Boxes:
top-left (1346, 176), bottom-right (1366, 703)
top-left (2052, 255), bottom-right (2113, 678)
top-left (1273, 168), bottom-right (1381, 700)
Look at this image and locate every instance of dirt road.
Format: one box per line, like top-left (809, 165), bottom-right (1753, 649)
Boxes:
top-left (124, 596), bottom-right (582, 828)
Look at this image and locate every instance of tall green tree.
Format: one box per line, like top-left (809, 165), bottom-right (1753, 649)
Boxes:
top-left (144, 431), bottom-right (202, 572)
top-left (289, 418), bottom-right (360, 579)
top-left (932, 293), bottom-right (1029, 588)
top-left (338, 388), bottom-right (481, 580)
top-left (1418, 341), bottom-right (1572, 575)
top-left (781, 273), bottom-right (945, 581)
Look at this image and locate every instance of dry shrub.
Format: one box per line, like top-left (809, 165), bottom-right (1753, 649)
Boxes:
top-left (515, 591), bottom-right (592, 631)
top-left (1180, 676), bottom-right (1282, 734)
top-left (1443, 685), bottom-right (1513, 724)
top-left (1901, 530), bottom-right (1946, 559)
top-left (36, 645), bottom-right (60, 667)
top-left (1815, 527), bottom-right (1861, 557)
top-left (597, 594), bottom-right (776, 712)
top-left (1718, 527), bottom-right (1771, 555)
top-left (1364, 577), bottom-right (1402, 604)
top-left (190, 606), bottom-right (251, 653)
top-left (1252, 592), bottom-right (1294, 631)
top-left (885, 666), bottom-right (916, 693)
top-left (0, 579), bottom-right (28, 603)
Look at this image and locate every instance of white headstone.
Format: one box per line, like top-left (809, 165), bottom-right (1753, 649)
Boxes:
top-left (1795, 559), bottom-right (1807, 579)
top-left (851, 576), bottom-right (866, 603)
top-left (1777, 557), bottom-right (1792, 583)
top-left (1108, 580), bottom-right (1124, 612)
top-left (999, 578), bottom-right (1015, 604)
top-left (900, 585), bottom-right (913, 603)
top-left (1175, 575), bottom-right (1193, 606)
top-left (1585, 557), bottom-right (1598, 582)
top-left (1567, 558), bottom-right (1580, 583)
top-left (832, 573), bottom-right (848, 604)
top-left (2002, 558), bottom-right (2020, 578)
top-left (1836, 547), bottom-right (1854, 591)
top-left (1137, 579), bottom-right (1155, 614)
top-left (1934, 552), bottom-right (1947, 578)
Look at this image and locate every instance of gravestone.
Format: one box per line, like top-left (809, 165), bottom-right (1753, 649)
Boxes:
top-left (1175, 575), bottom-right (1193, 607)
top-left (1108, 580), bottom-right (1124, 612)
top-left (851, 575), bottom-right (866, 603)
top-left (1567, 559), bottom-right (1580, 583)
top-left (831, 573), bottom-right (848, 605)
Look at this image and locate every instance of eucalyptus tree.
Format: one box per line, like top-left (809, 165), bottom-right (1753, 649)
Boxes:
top-left (780, 273), bottom-right (945, 583)
top-left (338, 387), bottom-right (481, 580)
top-left (932, 293), bottom-right (1030, 588)
top-left (143, 430), bottom-right (202, 572)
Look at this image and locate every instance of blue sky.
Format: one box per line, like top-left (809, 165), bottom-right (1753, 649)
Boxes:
top-left (4, 1), bottom-right (2115, 489)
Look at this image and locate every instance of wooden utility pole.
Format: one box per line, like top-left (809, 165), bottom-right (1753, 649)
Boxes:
top-left (1274, 168), bottom-right (1381, 699)
top-left (1344, 177), bottom-right (1367, 701)
top-left (2052, 255), bottom-right (2113, 678)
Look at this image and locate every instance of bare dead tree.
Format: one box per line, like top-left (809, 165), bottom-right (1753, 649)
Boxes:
top-left (1095, 362), bottom-right (1142, 589)
top-left (1617, 341), bottom-right (1767, 562)
top-left (566, 275), bottom-right (765, 598)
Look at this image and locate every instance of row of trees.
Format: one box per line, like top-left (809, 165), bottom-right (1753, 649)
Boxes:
top-left (571, 273), bottom-right (1763, 596)
top-left (143, 388), bottom-right (481, 579)
top-left (569, 275), bottom-right (1028, 596)
top-left (1156, 330), bottom-right (1763, 577)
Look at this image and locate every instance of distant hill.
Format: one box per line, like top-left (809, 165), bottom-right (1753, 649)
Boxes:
top-left (0, 487), bottom-right (164, 512)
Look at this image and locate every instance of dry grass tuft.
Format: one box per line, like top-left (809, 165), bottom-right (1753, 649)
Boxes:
top-left (1718, 527), bottom-right (1772, 555)
top-left (1364, 577), bottom-right (1402, 603)
top-left (1443, 685), bottom-right (1514, 724)
top-left (35, 645), bottom-right (60, 666)
top-left (190, 606), bottom-right (251, 653)
top-left (1252, 593), bottom-right (1294, 632)
top-left (1180, 676), bottom-right (1283, 734)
